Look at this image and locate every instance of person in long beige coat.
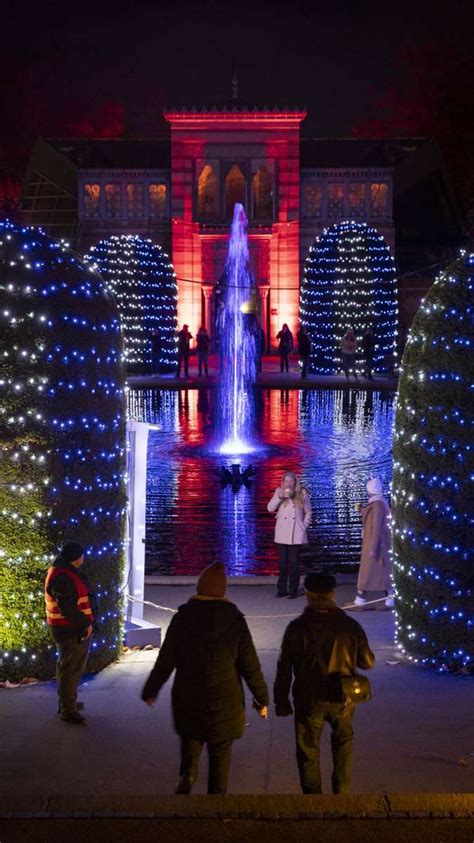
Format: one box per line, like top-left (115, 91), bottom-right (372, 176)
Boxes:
top-left (351, 478), bottom-right (393, 609)
top-left (267, 471), bottom-right (312, 599)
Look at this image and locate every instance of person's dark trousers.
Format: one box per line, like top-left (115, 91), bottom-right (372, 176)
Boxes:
top-left (56, 636), bottom-right (91, 717)
top-left (177, 351), bottom-right (189, 377)
top-left (179, 736), bottom-right (233, 794)
top-left (342, 353), bottom-right (357, 379)
top-left (295, 702), bottom-right (355, 794)
top-left (197, 352), bottom-right (208, 376)
top-left (364, 355), bottom-right (373, 379)
top-left (277, 544), bottom-right (300, 597)
top-left (301, 356), bottom-right (309, 378)
top-left (280, 352), bottom-right (289, 372)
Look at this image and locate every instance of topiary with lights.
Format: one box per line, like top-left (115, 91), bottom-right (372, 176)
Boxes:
top-left (299, 220), bottom-right (398, 375)
top-left (0, 221), bottom-right (127, 680)
top-left (392, 251), bottom-right (474, 672)
top-left (85, 234), bottom-right (178, 373)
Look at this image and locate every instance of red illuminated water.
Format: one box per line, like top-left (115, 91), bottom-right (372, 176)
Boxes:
top-left (127, 387), bottom-right (395, 575)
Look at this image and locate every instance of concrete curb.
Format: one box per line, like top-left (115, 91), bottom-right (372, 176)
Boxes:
top-left (144, 574), bottom-right (358, 586)
top-left (1, 794), bottom-right (473, 819)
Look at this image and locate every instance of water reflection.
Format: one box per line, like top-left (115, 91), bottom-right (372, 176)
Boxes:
top-left (128, 388), bottom-right (395, 575)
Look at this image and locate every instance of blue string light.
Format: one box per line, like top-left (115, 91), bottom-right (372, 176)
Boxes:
top-left (85, 234), bottom-right (178, 372)
top-left (392, 250), bottom-right (474, 672)
top-left (299, 220), bottom-right (398, 375)
top-left (0, 220), bottom-right (127, 680)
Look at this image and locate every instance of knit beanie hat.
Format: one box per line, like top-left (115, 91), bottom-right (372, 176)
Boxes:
top-left (304, 573), bottom-right (336, 594)
top-left (367, 477), bottom-right (383, 496)
top-left (197, 562), bottom-right (227, 598)
top-left (57, 540), bottom-right (85, 563)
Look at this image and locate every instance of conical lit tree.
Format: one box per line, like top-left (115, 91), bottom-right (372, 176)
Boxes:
top-left (392, 251), bottom-right (474, 672)
top-left (299, 220), bottom-right (398, 374)
top-left (0, 221), bottom-right (127, 680)
top-left (85, 235), bottom-right (178, 373)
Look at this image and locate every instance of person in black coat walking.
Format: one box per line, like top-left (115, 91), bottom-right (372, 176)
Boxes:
top-left (274, 572), bottom-right (374, 795)
top-left (142, 562), bottom-right (269, 794)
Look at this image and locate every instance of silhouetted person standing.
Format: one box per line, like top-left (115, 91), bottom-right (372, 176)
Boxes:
top-left (176, 324), bottom-right (193, 378)
top-left (362, 328), bottom-right (375, 380)
top-left (277, 323), bottom-right (294, 373)
top-left (196, 326), bottom-right (211, 376)
top-left (340, 329), bottom-right (358, 380)
top-left (297, 326), bottom-right (312, 379)
top-left (44, 541), bottom-right (96, 725)
top-left (274, 573), bottom-right (375, 794)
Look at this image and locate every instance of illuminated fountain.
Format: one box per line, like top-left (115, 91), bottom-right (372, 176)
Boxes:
top-left (216, 203), bottom-right (259, 454)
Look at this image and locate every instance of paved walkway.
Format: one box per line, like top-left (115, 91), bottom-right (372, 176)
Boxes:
top-left (128, 354), bottom-right (397, 390)
top-left (1, 579), bottom-right (472, 801)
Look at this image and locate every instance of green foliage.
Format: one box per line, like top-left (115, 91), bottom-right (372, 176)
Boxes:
top-left (392, 252), bottom-right (474, 671)
top-left (0, 222), bottom-right (127, 680)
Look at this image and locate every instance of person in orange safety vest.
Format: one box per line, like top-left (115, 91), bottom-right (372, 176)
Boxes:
top-left (45, 540), bottom-right (97, 725)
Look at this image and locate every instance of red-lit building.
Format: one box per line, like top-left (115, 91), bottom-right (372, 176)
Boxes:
top-left (19, 100), bottom-right (462, 346)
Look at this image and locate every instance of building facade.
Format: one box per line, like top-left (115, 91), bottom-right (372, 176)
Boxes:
top-left (20, 103), bottom-right (462, 348)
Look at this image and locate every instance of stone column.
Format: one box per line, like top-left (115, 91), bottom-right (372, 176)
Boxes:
top-left (257, 284), bottom-right (270, 350)
top-left (202, 284), bottom-right (214, 333)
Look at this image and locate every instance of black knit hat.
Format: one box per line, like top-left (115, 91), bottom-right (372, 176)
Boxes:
top-left (57, 540), bottom-right (85, 563)
top-left (304, 573), bottom-right (337, 594)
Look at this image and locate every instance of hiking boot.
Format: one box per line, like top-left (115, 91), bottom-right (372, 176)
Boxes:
top-left (60, 711), bottom-right (87, 725)
top-left (57, 701), bottom-right (84, 715)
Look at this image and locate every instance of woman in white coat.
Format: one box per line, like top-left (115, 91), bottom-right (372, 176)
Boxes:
top-left (267, 471), bottom-right (312, 599)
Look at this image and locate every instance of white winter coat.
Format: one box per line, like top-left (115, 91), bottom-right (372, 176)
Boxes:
top-left (267, 489), bottom-right (312, 545)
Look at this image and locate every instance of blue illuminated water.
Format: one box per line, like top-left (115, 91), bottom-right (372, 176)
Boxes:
top-left (127, 387), bottom-right (395, 575)
top-left (215, 203), bottom-right (258, 454)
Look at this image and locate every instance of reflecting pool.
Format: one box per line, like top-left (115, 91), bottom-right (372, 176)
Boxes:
top-left (127, 388), bottom-right (395, 576)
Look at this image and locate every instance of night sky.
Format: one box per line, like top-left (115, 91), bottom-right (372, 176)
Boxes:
top-left (1, 0), bottom-right (473, 206)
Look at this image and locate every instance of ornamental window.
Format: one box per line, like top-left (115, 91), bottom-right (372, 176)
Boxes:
top-left (304, 184), bottom-right (323, 217)
top-left (198, 165), bottom-right (218, 220)
top-left (225, 164), bottom-right (246, 218)
top-left (252, 165), bottom-right (273, 220)
top-left (126, 183), bottom-right (144, 219)
top-left (348, 183), bottom-right (366, 217)
top-left (149, 184), bottom-right (167, 218)
top-left (327, 184), bottom-right (344, 218)
top-left (83, 184), bottom-right (100, 218)
top-left (104, 183), bottom-right (122, 219)
top-left (370, 183), bottom-right (388, 216)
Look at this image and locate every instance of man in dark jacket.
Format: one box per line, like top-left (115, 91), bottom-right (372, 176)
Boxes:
top-left (274, 572), bottom-right (374, 794)
top-left (176, 324), bottom-right (193, 378)
top-left (44, 540), bottom-right (97, 725)
top-left (142, 562), bottom-right (269, 794)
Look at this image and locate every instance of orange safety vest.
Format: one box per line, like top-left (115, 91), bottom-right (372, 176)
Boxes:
top-left (45, 566), bottom-right (94, 627)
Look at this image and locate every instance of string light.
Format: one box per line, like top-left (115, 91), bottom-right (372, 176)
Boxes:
top-left (392, 250), bottom-right (474, 672)
top-left (0, 220), bottom-right (127, 681)
top-left (85, 235), bottom-right (178, 372)
top-left (299, 220), bottom-right (398, 375)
